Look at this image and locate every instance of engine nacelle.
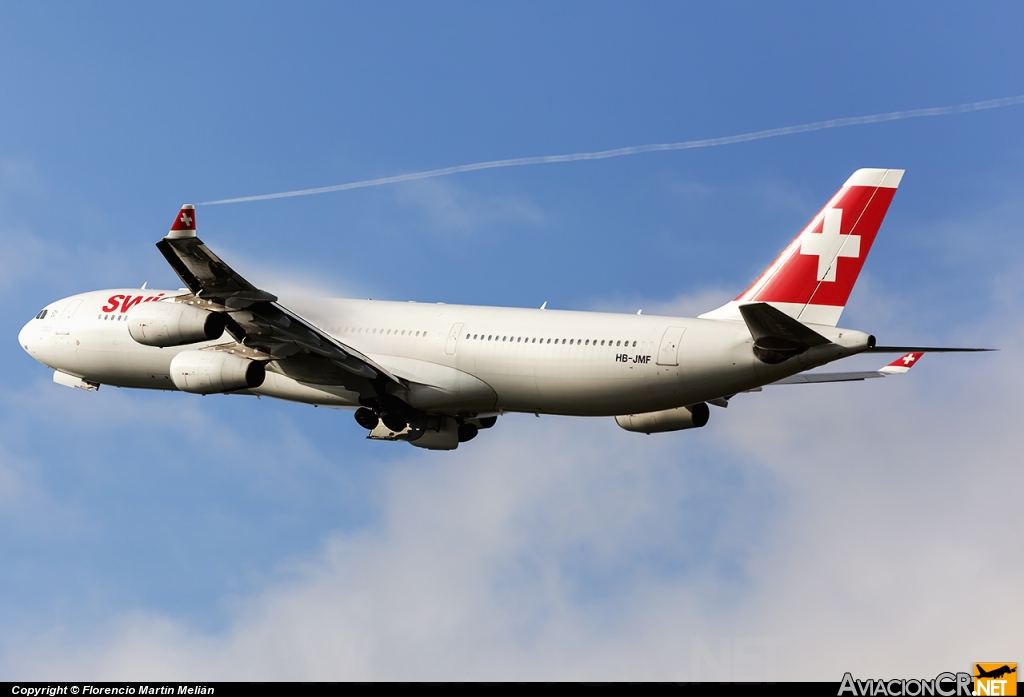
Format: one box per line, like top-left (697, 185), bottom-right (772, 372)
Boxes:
top-left (127, 301), bottom-right (228, 347)
top-left (169, 350), bottom-right (266, 394)
top-left (615, 403), bottom-right (710, 434)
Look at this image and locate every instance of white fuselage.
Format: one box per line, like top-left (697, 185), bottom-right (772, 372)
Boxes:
top-left (19, 288), bottom-right (872, 418)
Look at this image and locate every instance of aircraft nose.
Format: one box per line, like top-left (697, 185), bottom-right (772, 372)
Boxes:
top-left (18, 320), bottom-right (34, 354)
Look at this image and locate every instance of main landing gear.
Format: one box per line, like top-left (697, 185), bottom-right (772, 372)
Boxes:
top-left (352, 407), bottom-right (495, 449)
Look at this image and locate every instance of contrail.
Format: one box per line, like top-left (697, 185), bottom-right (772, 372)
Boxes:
top-left (202, 94), bottom-right (1024, 205)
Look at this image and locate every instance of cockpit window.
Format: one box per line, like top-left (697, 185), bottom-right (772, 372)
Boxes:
top-left (35, 309), bottom-right (47, 320)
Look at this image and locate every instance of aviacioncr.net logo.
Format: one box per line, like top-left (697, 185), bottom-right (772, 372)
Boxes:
top-left (839, 672), bottom-right (973, 696)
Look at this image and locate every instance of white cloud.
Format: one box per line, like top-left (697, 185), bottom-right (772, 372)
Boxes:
top-left (3, 310), bottom-right (1021, 680)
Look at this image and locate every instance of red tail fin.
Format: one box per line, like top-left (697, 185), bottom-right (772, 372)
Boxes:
top-left (702, 168), bottom-right (903, 326)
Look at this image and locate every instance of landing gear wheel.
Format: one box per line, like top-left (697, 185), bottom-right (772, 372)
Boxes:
top-left (354, 407), bottom-right (379, 430)
top-left (381, 412), bottom-right (407, 432)
top-left (458, 423), bottom-right (478, 443)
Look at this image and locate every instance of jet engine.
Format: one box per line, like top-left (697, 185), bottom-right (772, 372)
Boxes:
top-left (169, 350), bottom-right (266, 394)
top-left (615, 403), bottom-right (710, 434)
top-left (127, 301), bottom-right (228, 347)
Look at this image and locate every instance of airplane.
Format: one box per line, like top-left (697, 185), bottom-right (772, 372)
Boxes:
top-left (18, 168), bottom-right (988, 450)
top-left (975, 665), bottom-right (1017, 680)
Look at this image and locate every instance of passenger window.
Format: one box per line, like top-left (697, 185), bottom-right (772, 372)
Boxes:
top-left (616, 340), bottom-right (621, 346)
top-left (488, 335), bottom-right (492, 341)
top-left (465, 334), bottom-right (470, 340)
top-left (632, 341), bottom-right (637, 347)
top-left (502, 336), bottom-right (507, 341)
top-left (517, 337), bottom-right (521, 342)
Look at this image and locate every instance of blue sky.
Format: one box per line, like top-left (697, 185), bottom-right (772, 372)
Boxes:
top-left (2, 3), bottom-right (1022, 680)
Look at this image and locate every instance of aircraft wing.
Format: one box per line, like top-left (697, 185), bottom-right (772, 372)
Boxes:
top-left (155, 205), bottom-right (404, 399)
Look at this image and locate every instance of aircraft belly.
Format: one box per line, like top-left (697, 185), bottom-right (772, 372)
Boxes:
top-left (480, 355), bottom-right (651, 416)
top-left (370, 353), bottom-right (498, 412)
top-left (253, 371), bottom-right (360, 407)
top-left (467, 346), bottom-right (539, 412)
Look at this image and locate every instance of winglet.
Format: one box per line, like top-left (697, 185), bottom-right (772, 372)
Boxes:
top-left (167, 204), bottom-right (197, 239)
top-left (879, 352), bottom-right (924, 375)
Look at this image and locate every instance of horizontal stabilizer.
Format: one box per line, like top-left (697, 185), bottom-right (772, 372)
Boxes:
top-left (770, 352), bottom-right (925, 385)
top-left (866, 346), bottom-right (994, 353)
top-left (738, 302), bottom-right (831, 364)
top-left (771, 371), bottom-right (885, 385)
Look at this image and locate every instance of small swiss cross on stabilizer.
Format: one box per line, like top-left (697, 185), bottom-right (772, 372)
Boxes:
top-left (879, 352), bottom-right (925, 375)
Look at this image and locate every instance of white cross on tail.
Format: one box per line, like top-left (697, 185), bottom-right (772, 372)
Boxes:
top-left (799, 208), bottom-right (860, 282)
